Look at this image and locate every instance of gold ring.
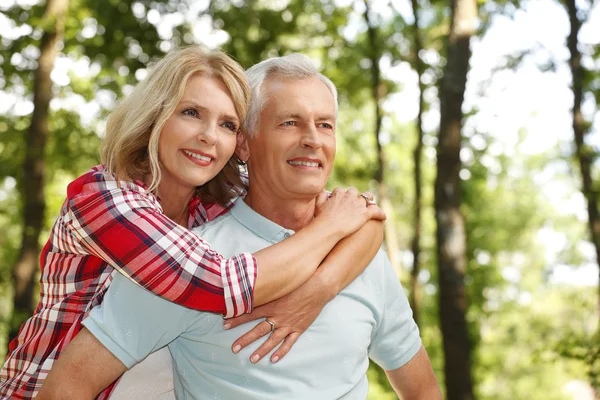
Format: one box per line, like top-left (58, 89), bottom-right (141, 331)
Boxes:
top-left (265, 319), bottom-right (275, 332)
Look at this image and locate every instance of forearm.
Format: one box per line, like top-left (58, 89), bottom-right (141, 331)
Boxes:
top-left (385, 346), bottom-right (442, 399)
top-left (37, 327), bottom-right (127, 400)
top-left (391, 383), bottom-right (443, 400)
top-left (314, 220), bottom-right (383, 300)
top-left (37, 385), bottom-right (96, 400)
top-left (252, 217), bottom-right (345, 305)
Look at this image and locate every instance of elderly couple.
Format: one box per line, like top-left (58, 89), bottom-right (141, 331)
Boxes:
top-left (1, 47), bottom-right (441, 399)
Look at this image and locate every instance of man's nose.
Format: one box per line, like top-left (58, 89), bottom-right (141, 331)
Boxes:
top-left (299, 125), bottom-right (323, 149)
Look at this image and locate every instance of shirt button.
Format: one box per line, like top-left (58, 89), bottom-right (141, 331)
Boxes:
top-left (284, 232), bottom-right (290, 238)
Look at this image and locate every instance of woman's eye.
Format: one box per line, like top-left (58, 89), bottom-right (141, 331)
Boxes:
top-left (223, 121), bottom-right (238, 132)
top-left (182, 108), bottom-right (198, 117)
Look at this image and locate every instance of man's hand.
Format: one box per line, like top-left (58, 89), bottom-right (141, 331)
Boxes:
top-left (224, 275), bottom-right (329, 364)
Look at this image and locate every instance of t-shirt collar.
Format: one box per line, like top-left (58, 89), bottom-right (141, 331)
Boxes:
top-left (229, 198), bottom-right (295, 244)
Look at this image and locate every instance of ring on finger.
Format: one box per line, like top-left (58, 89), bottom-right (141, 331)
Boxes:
top-left (359, 193), bottom-right (371, 206)
top-left (265, 319), bottom-right (276, 332)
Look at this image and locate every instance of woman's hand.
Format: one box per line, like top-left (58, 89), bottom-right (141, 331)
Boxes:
top-left (314, 187), bottom-right (385, 238)
top-left (223, 273), bottom-right (331, 364)
top-left (225, 188), bottom-right (385, 363)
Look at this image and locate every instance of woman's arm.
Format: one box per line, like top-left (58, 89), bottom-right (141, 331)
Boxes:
top-left (224, 219), bottom-right (384, 363)
top-left (37, 214), bottom-right (385, 400)
top-left (251, 189), bottom-right (383, 306)
top-left (66, 171), bottom-right (383, 318)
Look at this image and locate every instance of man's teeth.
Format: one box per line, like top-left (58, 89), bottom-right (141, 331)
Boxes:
top-left (184, 150), bottom-right (211, 162)
top-left (288, 160), bottom-right (319, 167)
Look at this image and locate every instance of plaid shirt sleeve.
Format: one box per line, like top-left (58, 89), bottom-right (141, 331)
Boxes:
top-left (64, 169), bottom-right (257, 318)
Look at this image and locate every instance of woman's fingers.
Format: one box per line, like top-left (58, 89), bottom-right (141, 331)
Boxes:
top-left (368, 204), bottom-right (386, 221)
top-left (345, 187), bottom-right (359, 197)
top-left (361, 191), bottom-right (374, 201)
top-left (230, 320), bottom-right (272, 354)
top-left (248, 327), bottom-right (290, 363)
top-left (270, 332), bottom-right (301, 363)
top-left (223, 307), bottom-right (266, 330)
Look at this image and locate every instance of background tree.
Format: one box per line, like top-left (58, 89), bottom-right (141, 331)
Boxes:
top-left (362, 0), bottom-right (403, 275)
top-left (434, 0), bottom-right (477, 398)
top-left (564, 0), bottom-right (599, 311)
top-left (563, 0), bottom-right (600, 393)
top-left (8, 0), bottom-right (69, 342)
top-left (408, 0), bottom-right (426, 327)
top-left (1, 0), bottom-right (175, 346)
top-left (0, 1), bottom-right (598, 399)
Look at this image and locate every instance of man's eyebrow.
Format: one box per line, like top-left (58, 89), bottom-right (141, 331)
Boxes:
top-left (276, 112), bottom-right (303, 120)
top-left (315, 113), bottom-right (336, 121)
top-left (179, 101), bottom-right (239, 122)
top-left (275, 112), bottom-right (336, 122)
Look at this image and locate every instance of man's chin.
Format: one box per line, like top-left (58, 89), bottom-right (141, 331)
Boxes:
top-left (290, 183), bottom-right (326, 198)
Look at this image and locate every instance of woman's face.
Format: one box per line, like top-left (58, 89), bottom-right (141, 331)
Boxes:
top-left (158, 73), bottom-right (240, 195)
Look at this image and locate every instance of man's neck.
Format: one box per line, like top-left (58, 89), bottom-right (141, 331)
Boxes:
top-left (244, 189), bottom-right (315, 232)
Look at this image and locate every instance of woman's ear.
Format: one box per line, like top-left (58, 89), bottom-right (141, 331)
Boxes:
top-left (235, 132), bottom-right (250, 162)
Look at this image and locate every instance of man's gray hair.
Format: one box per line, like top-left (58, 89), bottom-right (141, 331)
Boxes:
top-left (243, 53), bottom-right (339, 137)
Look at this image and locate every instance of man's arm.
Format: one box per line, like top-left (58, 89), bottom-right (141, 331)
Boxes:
top-left (368, 253), bottom-right (442, 399)
top-left (37, 273), bottom-right (199, 399)
top-left (385, 345), bottom-right (443, 400)
top-left (36, 328), bottom-right (127, 400)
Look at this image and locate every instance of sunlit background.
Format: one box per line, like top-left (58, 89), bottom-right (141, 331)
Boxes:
top-left (0, 0), bottom-right (599, 399)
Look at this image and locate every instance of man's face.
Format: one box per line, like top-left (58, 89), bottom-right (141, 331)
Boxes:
top-left (246, 76), bottom-right (336, 200)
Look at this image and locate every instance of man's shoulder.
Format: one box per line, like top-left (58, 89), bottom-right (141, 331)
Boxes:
top-left (109, 272), bottom-right (214, 328)
top-left (360, 248), bottom-right (390, 278)
top-left (194, 209), bottom-right (237, 236)
top-left (354, 248), bottom-right (406, 301)
top-left (192, 201), bottom-right (268, 257)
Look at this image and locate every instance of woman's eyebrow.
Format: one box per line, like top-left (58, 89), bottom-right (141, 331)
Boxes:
top-left (179, 101), bottom-right (239, 123)
top-left (179, 101), bottom-right (208, 112)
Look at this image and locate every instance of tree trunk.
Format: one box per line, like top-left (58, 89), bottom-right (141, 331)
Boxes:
top-left (409, 0), bottom-right (426, 328)
top-left (434, 0), bottom-right (476, 398)
top-left (363, 0), bottom-right (402, 277)
top-left (565, 0), bottom-right (600, 319)
top-left (9, 0), bottom-right (69, 343)
top-left (564, 0), bottom-right (600, 394)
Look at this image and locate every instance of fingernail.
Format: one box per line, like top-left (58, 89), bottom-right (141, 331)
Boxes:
top-left (271, 356), bottom-right (279, 363)
top-left (223, 323), bottom-right (231, 330)
top-left (233, 344), bottom-right (241, 353)
top-left (251, 354), bottom-right (259, 363)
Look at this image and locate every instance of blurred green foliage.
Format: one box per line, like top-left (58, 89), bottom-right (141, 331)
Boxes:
top-left (0, 0), bottom-right (598, 398)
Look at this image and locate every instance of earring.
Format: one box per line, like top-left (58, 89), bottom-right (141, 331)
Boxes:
top-left (234, 155), bottom-right (247, 166)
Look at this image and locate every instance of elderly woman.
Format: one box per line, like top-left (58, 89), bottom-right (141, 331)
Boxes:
top-left (1, 46), bottom-right (384, 399)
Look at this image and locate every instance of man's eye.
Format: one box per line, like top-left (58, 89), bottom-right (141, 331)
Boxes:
top-left (182, 108), bottom-right (198, 117)
top-left (283, 121), bottom-right (296, 126)
top-left (223, 121), bottom-right (238, 132)
top-left (319, 123), bottom-right (333, 129)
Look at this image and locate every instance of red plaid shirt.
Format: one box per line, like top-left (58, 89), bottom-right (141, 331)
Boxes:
top-left (0, 165), bottom-right (257, 399)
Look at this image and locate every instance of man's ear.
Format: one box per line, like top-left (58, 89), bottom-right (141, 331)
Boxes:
top-left (235, 131), bottom-right (250, 162)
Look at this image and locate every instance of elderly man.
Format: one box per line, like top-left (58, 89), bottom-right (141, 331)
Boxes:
top-left (39, 54), bottom-right (441, 399)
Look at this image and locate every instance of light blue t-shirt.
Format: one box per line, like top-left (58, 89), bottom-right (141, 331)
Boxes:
top-left (83, 199), bottom-right (422, 400)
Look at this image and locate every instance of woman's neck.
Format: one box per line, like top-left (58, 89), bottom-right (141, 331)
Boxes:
top-left (155, 180), bottom-right (196, 227)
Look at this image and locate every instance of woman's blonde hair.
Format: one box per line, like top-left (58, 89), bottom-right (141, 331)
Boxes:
top-left (101, 46), bottom-right (250, 205)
